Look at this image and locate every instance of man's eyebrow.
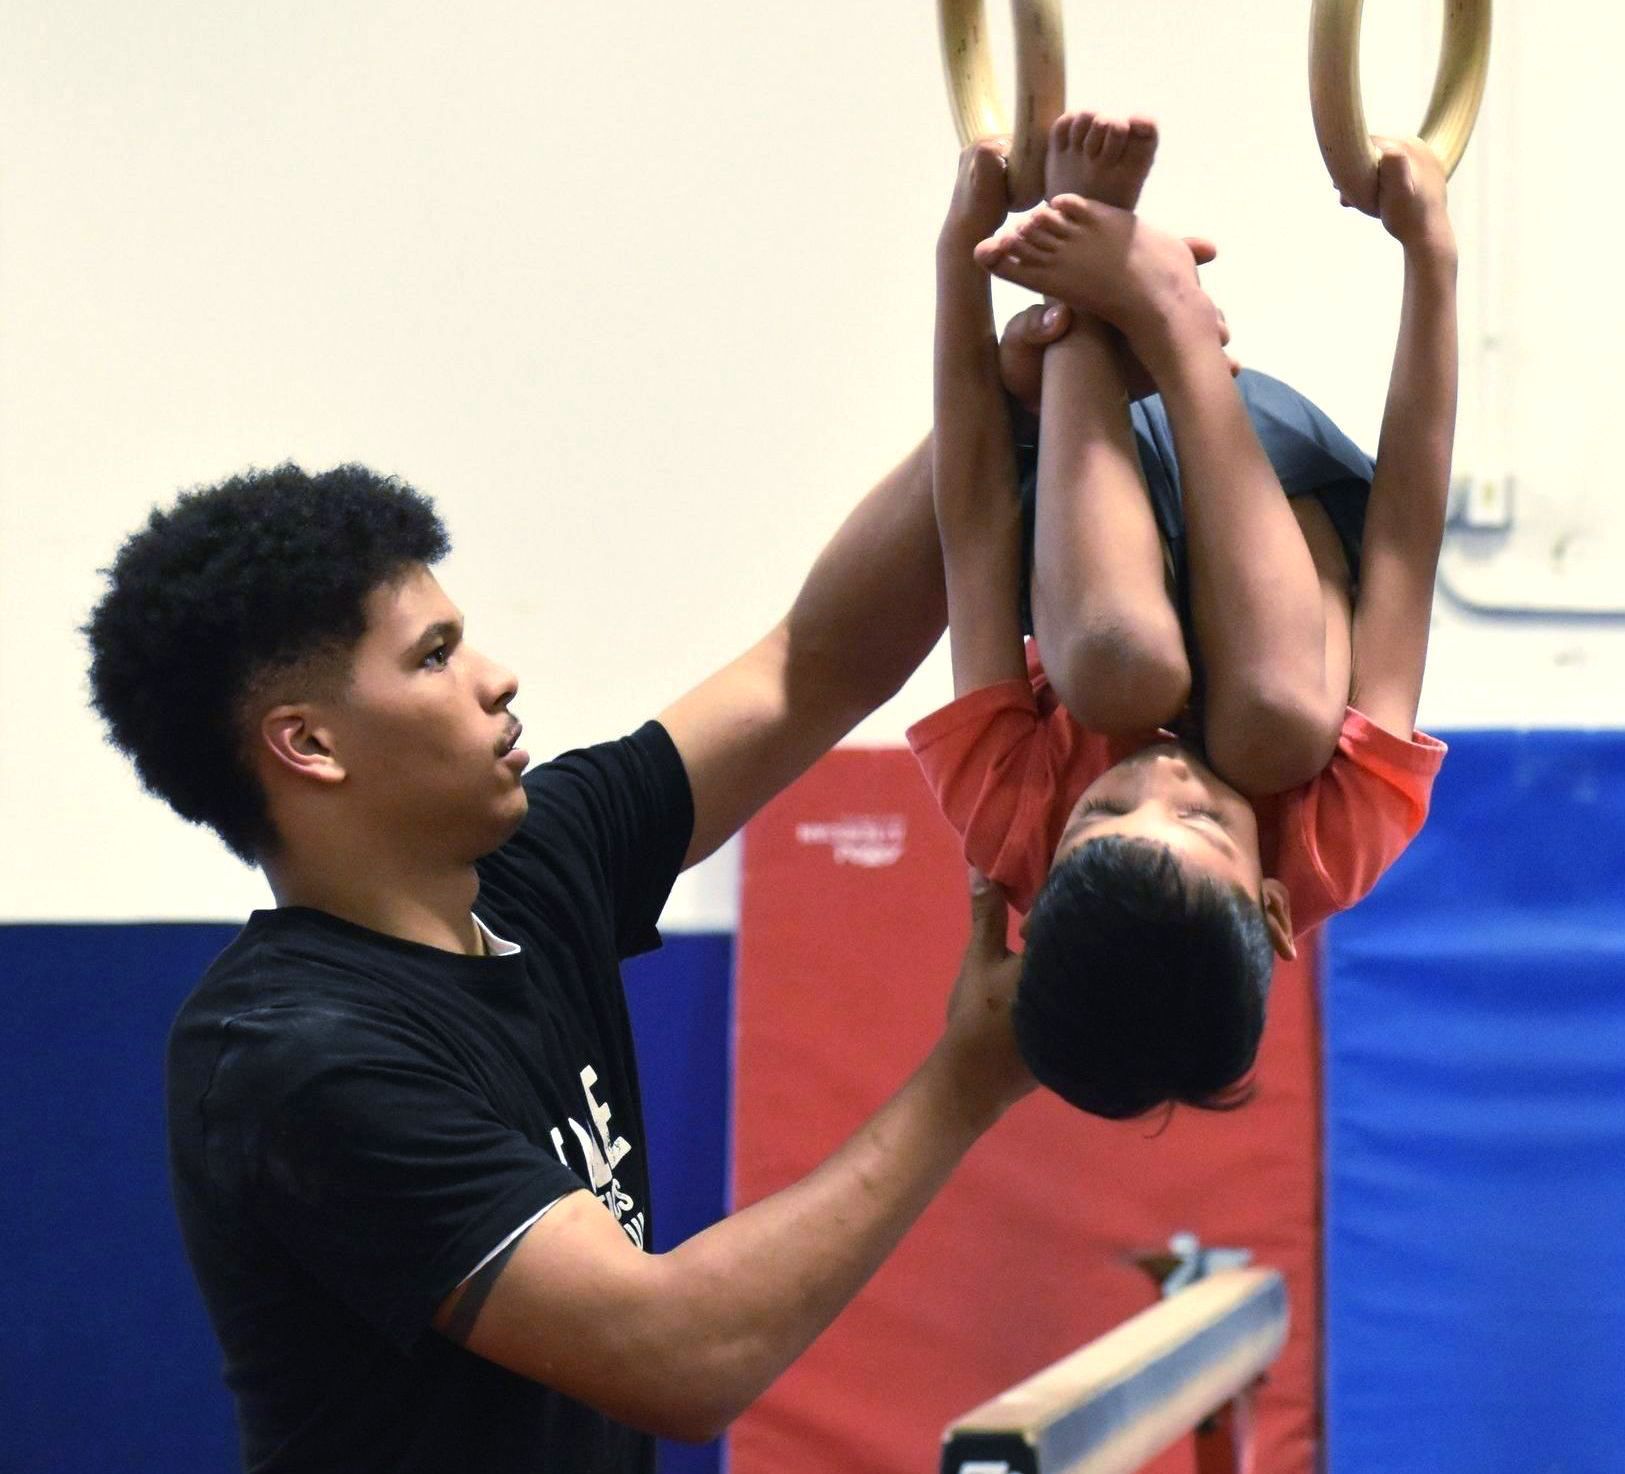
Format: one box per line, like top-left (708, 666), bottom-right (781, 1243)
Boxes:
top-left (406, 618), bottom-right (463, 656)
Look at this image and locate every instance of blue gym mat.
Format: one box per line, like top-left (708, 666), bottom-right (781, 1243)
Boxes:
top-left (2, 922), bottom-right (731, 1474)
top-left (1322, 729), bottom-right (1625, 1473)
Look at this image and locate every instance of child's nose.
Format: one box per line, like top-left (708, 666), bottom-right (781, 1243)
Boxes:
top-left (1151, 751), bottom-right (1191, 781)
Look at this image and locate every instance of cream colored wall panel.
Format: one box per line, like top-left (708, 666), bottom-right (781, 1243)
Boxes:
top-left (3, 0), bottom-right (1621, 924)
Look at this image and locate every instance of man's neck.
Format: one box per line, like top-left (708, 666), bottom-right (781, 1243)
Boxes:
top-left (265, 852), bottom-right (484, 957)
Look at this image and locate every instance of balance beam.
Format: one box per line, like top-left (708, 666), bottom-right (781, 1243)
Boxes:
top-left (940, 1267), bottom-right (1288, 1474)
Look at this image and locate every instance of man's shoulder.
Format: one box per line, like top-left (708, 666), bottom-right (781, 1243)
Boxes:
top-left (182, 908), bottom-right (387, 1006)
top-left (169, 921), bottom-right (486, 1188)
top-left (171, 910), bottom-right (437, 1085)
top-left (175, 911), bottom-right (303, 1029)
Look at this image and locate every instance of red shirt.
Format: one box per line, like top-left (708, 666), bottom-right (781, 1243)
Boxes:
top-left (906, 647), bottom-right (1446, 935)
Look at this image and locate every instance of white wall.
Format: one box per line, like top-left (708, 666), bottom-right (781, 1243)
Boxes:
top-left (4, 0), bottom-right (1622, 927)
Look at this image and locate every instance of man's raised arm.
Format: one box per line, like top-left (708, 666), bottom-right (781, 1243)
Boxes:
top-left (658, 430), bottom-right (943, 868)
top-left (659, 235), bottom-right (1068, 869)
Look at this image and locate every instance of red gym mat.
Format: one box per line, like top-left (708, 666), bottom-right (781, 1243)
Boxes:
top-left (732, 747), bottom-right (1321, 1474)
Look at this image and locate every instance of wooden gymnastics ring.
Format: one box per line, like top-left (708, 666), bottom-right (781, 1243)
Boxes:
top-left (938, 0), bottom-right (1066, 211)
top-left (1310, 0), bottom-right (1492, 215)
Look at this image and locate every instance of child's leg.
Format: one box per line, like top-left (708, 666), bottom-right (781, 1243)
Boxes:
top-left (1147, 350), bottom-right (1346, 794)
top-left (1034, 324), bottom-right (1190, 734)
top-left (978, 200), bottom-right (1345, 793)
top-left (1030, 114), bottom-right (1189, 735)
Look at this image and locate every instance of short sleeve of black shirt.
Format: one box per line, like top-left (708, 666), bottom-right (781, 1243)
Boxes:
top-left (221, 1005), bottom-right (586, 1354)
top-left (497, 718), bottom-right (695, 959)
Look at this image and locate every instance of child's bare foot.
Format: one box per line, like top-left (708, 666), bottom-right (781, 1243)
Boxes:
top-left (975, 196), bottom-right (1217, 361)
top-left (1038, 110), bottom-right (1163, 398)
top-left (1044, 111), bottom-right (1159, 210)
top-left (999, 248), bottom-right (1234, 403)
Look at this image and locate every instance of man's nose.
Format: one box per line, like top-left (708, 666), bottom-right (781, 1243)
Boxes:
top-left (477, 650), bottom-right (519, 708)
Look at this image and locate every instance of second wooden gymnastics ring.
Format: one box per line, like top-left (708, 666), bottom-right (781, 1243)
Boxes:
top-left (938, 0), bottom-right (1066, 211)
top-left (1310, 0), bottom-right (1492, 215)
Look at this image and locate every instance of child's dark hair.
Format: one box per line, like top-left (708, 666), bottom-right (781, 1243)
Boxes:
top-left (85, 463), bottom-right (449, 863)
top-left (1014, 835), bottom-right (1275, 1120)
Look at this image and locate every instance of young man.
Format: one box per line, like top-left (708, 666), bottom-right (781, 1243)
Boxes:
top-left (84, 415), bottom-right (1071, 1470)
top-left (915, 114), bottom-right (1454, 1119)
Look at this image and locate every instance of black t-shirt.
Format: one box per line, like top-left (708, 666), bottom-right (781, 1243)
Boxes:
top-left (166, 722), bottom-right (694, 1473)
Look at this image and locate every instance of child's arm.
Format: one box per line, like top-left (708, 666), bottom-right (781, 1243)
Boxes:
top-left (1120, 271), bottom-right (1339, 795)
top-left (934, 141), bottom-right (1033, 697)
top-left (1347, 138), bottom-right (1458, 739)
top-left (1031, 320), bottom-right (1193, 737)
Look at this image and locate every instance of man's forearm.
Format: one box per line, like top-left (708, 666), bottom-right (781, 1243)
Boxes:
top-left (647, 1038), bottom-right (1000, 1436)
top-left (661, 430), bottom-right (946, 869)
top-left (442, 878), bottom-right (1031, 1440)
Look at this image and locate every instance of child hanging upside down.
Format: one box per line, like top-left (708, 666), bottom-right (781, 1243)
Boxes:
top-left (915, 111), bottom-right (1457, 1120)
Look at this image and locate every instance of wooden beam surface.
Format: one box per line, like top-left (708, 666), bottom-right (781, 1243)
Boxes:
top-left (940, 1267), bottom-right (1288, 1474)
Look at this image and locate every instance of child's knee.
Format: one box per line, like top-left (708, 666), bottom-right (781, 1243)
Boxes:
top-left (1207, 684), bottom-right (1342, 796)
top-left (1044, 615), bottom-right (1191, 737)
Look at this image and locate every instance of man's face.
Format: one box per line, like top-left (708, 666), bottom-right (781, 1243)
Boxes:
top-left (1052, 740), bottom-right (1264, 894)
top-left (324, 565), bottom-right (529, 861)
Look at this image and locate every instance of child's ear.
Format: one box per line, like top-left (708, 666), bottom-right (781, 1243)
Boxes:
top-left (1260, 879), bottom-right (1296, 961)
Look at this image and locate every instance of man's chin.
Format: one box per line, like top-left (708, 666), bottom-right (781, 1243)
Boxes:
top-left (459, 789), bottom-right (530, 862)
top-left (491, 789), bottom-right (529, 848)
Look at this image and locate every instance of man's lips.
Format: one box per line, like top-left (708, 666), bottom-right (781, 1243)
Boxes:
top-left (497, 720), bottom-right (523, 757)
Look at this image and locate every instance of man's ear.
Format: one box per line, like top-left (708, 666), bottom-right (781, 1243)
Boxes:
top-left (260, 706), bottom-right (346, 785)
top-left (1260, 878), bottom-right (1296, 961)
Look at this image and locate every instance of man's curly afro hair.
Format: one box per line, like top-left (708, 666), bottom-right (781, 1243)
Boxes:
top-left (85, 462), bottom-right (449, 862)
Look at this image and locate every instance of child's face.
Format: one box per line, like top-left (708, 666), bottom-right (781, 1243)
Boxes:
top-left (1050, 739), bottom-right (1296, 959)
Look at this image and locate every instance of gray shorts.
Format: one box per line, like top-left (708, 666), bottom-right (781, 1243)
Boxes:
top-left (1013, 368), bottom-right (1374, 640)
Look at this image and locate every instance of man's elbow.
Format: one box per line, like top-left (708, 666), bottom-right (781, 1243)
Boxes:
top-left (654, 1406), bottom-right (734, 1446)
top-left (779, 621), bottom-right (910, 733)
top-left (584, 1280), bottom-right (773, 1443)
top-left (516, 1337), bottom-right (749, 1445)
top-left (782, 596), bottom-right (948, 724)
top-left (618, 1397), bottom-right (728, 1446)
top-left (613, 1353), bottom-right (760, 1444)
